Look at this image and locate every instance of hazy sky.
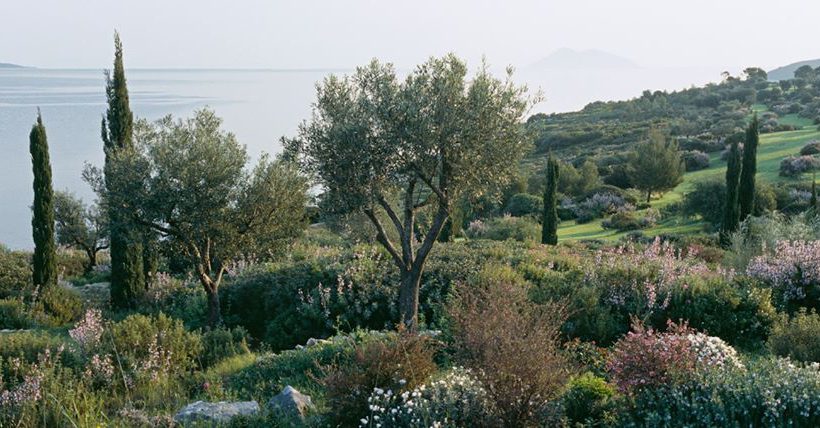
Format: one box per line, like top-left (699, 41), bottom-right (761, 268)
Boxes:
top-left (1, 0), bottom-right (818, 71)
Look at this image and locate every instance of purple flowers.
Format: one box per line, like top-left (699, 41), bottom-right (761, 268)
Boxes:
top-left (747, 240), bottom-right (820, 302)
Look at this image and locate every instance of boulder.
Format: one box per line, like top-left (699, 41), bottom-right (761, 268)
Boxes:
top-left (268, 385), bottom-right (314, 419)
top-left (173, 400), bottom-right (259, 424)
top-left (305, 337), bottom-right (331, 347)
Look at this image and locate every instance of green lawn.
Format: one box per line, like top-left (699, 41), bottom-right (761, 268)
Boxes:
top-left (558, 120), bottom-right (820, 241)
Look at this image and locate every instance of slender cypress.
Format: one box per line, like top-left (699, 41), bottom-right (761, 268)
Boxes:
top-left (738, 114), bottom-right (759, 220)
top-left (720, 141), bottom-right (742, 247)
top-left (541, 154), bottom-right (559, 245)
top-left (103, 32), bottom-right (144, 307)
top-left (30, 111), bottom-right (57, 291)
top-left (811, 172), bottom-right (818, 212)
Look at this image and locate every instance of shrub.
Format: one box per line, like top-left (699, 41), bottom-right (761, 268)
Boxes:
top-left (607, 321), bottom-right (741, 394)
top-left (656, 278), bottom-right (776, 350)
top-left (0, 299), bottom-right (34, 330)
top-left (504, 193), bottom-right (542, 217)
top-left (0, 249), bottom-right (32, 299)
top-left (199, 326), bottom-right (251, 369)
top-left (33, 286), bottom-right (84, 327)
top-left (320, 332), bottom-right (438, 427)
top-left (574, 192), bottom-right (631, 221)
top-left (465, 215), bottom-right (540, 242)
top-left (780, 155), bottom-right (820, 177)
top-left (746, 240), bottom-right (820, 311)
top-left (620, 358), bottom-right (820, 427)
top-left (682, 150), bottom-right (710, 171)
top-left (801, 140), bottom-right (820, 155)
top-left (105, 313), bottom-right (203, 378)
top-left (602, 209), bottom-right (657, 231)
top-left (768, 309), bottom-right (820, 362)
top-left (0, 331), bottom-right (82, 373)
top-left (449, 265), bottom-right (572, 426)
top-left (361, 367), bottom-right (493, 428)
top-left (560, 372), bottom-right (616, 426)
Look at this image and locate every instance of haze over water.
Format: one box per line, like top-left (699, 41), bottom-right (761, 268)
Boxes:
top-left (0, 64), bottom-right (721, 249)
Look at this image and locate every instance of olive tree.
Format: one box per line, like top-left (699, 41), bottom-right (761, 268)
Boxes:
top-left (54, 191), bottom-right (108, 273)
top-left (105, 109), bottom-right (309, 326)
top-left (289, 55), bottom-right (534, 329)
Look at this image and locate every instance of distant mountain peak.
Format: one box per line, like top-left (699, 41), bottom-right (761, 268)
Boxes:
top-left (526, 48), bottom-right (639, 71)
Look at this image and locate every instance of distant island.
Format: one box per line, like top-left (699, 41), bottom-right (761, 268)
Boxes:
top-left (0, 62), bottom-right (29, 69)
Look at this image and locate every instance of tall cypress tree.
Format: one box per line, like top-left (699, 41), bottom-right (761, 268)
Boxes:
top-left (102, 32), bottom-right (144, 307)
top-left (811, 172), bottom-right (818, 212)
top-left (541, 154), bottom-right (559, 245)
top-left (30, 111), bottom-right (57, 291)
top-left (720, 141), bottom-right (742, 247)
top-left (738, 114), bottom-right (759, 221)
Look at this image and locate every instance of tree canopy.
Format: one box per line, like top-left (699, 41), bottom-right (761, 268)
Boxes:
top-left (290, 54), bottom-right (534, 328)
top-left (627, 129), bottom-right (685, 203)
top-left (104, 109), bottom-right (309, 326)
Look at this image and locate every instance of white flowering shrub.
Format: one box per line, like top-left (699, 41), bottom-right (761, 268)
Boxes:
top-left (685, 332), bottom-right (743, 369)
top-left (360, 368), bottom-right (492, 428)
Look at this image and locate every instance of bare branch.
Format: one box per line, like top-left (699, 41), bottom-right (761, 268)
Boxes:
top-left (364, 208), bottom-right (406, 269)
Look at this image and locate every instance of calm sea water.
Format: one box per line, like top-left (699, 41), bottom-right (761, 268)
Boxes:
top-left (0, 66), bottom-right (720, 249)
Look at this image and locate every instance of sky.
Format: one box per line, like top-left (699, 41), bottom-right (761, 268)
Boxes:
top-left (1, 0), bottom-right (819, 71)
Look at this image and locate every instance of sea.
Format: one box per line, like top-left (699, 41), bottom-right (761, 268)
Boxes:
top-left (0, 66), bottom-right (721, 249)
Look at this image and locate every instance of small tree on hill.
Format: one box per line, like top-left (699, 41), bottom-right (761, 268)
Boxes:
top-left (290, 55), bottom-right (534, 329)
top-left (54, 191), bottom-right (108, 273)
top-left (103, 109), bottom-right (309, 326)
top-left (30, 111), bottom-right (57, 291)
top-left (721, 141), bottom-right (742, 247)
top-left (627, 129), bottom-right (685, 204)
top-left (542, 154), bottom-right (559, 245)
top-left (738, 115), bottom-right (759, 221)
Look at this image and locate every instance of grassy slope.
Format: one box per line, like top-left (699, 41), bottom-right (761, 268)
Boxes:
top-left (558, 118), bottom-right (820, 242)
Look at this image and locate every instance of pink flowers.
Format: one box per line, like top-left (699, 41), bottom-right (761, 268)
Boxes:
top-left (69, 309), bottom-right (104, 349)
top-left (586, 237), bottom-right (725, 314)
top-left (607, 320), bottom-right (741, 394)
top-left (747, 240), bottom-right (820, 302)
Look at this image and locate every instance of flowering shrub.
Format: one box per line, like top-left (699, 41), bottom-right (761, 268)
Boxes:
top-left (779, 155), bottom-right (820, 177)
top-left (682, 150), bottom-right (710, 171)
top-left (360, 368), bottom-right (493, 428)
top-left (746, 240), bottom-right (820, 310)
top-left (68, 309), bottom-right (104, 351)
top-left (320, 332), bottom-right (438, 427)
top-left (608, 321), bottom-right (742, 394)
top-left (464, 215), bottom-right (540, 242)
top-left (621, 358), bottom-right (820, 427)
top-left (574, 192), bottom-right (632, 223)
top-left (801, 140), bottom-right (820, 155)
top-left (586, 237), bottom-right (723, 317)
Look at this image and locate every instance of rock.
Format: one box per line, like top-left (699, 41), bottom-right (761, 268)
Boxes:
top-left (268, 386), bottom-right (314, 419)
top-left (305, 337), bottom-right (331, 347)
top-left (173, 400), bottom-right (259, 424)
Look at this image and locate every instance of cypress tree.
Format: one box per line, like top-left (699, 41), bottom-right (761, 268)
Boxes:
top-left (738, 114), bottom-right (759, 221)
top-left (30, 111), bottom-right (57, 291)
top-left (102, 32), bottom-right (144, 307)
top-left (541, 154), bottom-right (559, 245)
top-left (811, 172), bottom-right (818, 212)
top-left (720, 141), bottom-right (742, 247)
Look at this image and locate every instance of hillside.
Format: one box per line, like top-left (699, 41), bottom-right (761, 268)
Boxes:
top-left (0, 62), bottom-right (28, 69)
top-left (769, 58), bottom-right (820, 81)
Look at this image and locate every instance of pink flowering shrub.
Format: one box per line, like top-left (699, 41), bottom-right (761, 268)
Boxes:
top-left (607, 320), bottom-right (742, 394)
top-left (68, 309), bottom-right (104, 350)
top-left (586, 237), bottom-right (726, 317)
top-left (746, 240), bottom-right (820, 310)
